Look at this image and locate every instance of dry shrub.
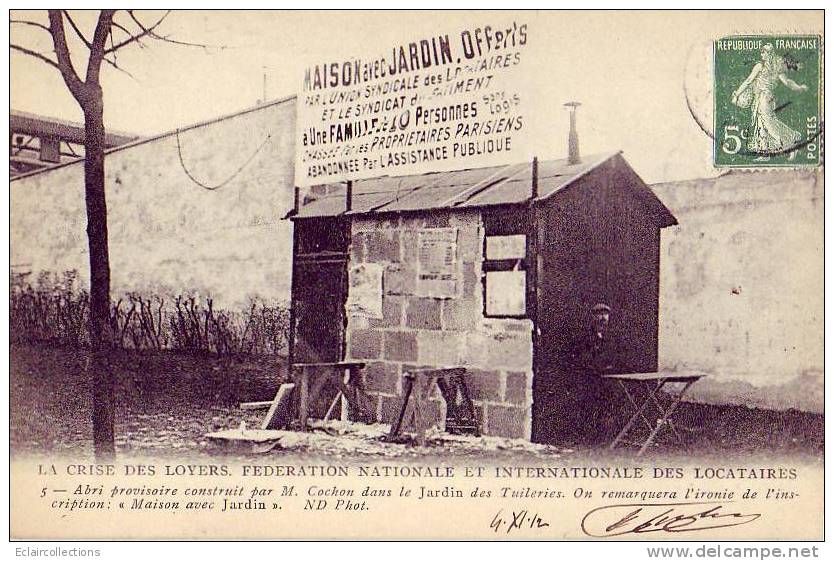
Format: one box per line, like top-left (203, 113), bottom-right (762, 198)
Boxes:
top-left (10, 270), bottom-right (289, 356)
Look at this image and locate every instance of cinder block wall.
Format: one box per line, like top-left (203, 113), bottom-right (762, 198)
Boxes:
top-left (345, 210), bottom-right (534, 438)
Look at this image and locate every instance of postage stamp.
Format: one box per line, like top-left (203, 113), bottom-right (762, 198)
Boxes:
top-left (714, 35), bottom-right (821, 167)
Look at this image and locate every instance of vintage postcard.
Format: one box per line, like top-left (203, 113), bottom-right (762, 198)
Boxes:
top-left (8, 10), bottom-right (824, 542)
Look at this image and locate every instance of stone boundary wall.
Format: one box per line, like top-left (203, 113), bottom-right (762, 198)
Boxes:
top-left (653, 170), bottom-right (823, 413)
top-left (11, 99), bottom-right (296, 309)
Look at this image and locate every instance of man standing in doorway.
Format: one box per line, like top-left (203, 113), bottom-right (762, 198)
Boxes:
top-left (578, 303), bottom-right (616, 377)
top-left (566, 303), bottom-right (618, 445)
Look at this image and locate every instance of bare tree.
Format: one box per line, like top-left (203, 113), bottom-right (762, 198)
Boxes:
top-left (11, 10), bottom-right (205, 461)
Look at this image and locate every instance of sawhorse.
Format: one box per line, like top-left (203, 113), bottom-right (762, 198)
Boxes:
top-left (388, 367), bottom-right (480, 445)
top-left (293, 361), bottom-right (370, 430)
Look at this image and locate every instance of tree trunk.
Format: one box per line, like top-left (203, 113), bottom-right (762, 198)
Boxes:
top-left (83, 86), bottom-right (115, 462)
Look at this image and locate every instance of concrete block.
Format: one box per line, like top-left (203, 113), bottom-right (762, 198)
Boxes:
top-left (462, 261), bottom-right (479, 300)
top-left (423, 212), bottom-right (450, 228)
top-left (464, 368), bottom-right (502, 402)
top-left (378, 393), bottom-right (400, 425)
top-left (504, 371), bottom-right (529, 405)
top-left (348, 315), bottom-right (370, 330)
top-left (406, 297), bottom-right (442, 330)
top-left (485, 404), bottom-right (527, 438)
top-left (366, 231), bottom-right (401, 262)
top-left (401, 231), bottom-right (419, 264)
top-left (461, 332), bottom-right (488, 367)
top-left (349, 329), bottom-right (382, 360)
top-left (486, 330), bottom-right (533, 370)
top-left (362, 361), bottom-right (400, 394)
top-left (369, 296), bottom-right (403, 328)
top-left (462, 329), bottom-right (532, 370)
top-left (503, 321), bottom-right (530, 332)
top-left (417, 331), bottom-right (462, 366)
top-left (351, 232), bottom-right (366, 262)
top-left (454, 220), bottom-right (482, 262)
top-left (384, 331), bottom-right (419, 362)
top-left (354, 216), bottom-right (400, 232)
top-left (442, 299), bottom-right (480, 331)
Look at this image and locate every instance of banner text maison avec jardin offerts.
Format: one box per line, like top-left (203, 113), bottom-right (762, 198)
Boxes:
top-left (296, 20), bottom-right (534, 186)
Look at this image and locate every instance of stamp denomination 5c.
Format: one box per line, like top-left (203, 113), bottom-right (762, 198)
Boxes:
top-left (714, 35), bottom-right (821, 167)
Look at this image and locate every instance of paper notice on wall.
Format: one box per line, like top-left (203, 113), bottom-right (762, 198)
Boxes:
top-left (485, 234), bottom-right (526, 260)
top-left (347, 263), bottom-right (384, 319)
top-left (295, 17), bottom-right (534, 187)
top-left (485, 269), bottom-right (526, 316)
top-left (416, 228), bottom-right (458, 298)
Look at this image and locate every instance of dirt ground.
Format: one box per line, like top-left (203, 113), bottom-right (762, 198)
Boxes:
top-left (9, 344), bottom-right (824, 463)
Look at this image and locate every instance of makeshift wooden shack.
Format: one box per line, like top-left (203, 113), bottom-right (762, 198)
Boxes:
top-left (287, 151), bottom-right (677, 443)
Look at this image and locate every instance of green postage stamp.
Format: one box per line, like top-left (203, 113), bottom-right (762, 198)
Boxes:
top-left (714, 35), bottom-right (821, 167)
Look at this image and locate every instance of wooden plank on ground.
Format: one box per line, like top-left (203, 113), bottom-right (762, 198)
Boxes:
top-left (205, 429), bottom-right (284, 443)
top-left (240, 401), bottom-right (273, 410)
top-left (261, 383), bottom-right (297, 430)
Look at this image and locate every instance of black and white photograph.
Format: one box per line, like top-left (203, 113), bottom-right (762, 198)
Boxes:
top-left (8, 9), bottom-right (824, 542)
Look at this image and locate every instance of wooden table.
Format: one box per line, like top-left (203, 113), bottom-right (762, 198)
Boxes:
top-left (603, 371), bottom-right (706, 456)
top-left (292, 361), bottom-right (368, 430)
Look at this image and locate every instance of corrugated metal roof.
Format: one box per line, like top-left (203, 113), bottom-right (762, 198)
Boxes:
top-left (292, 151), bottom-right (623, 219)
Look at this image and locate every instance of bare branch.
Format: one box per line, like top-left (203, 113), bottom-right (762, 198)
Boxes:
top-left (109, 20), bottom-right (140, 43)
top-left (102, 54), bottom-right (136, 80)
top-left (127, 10), bottom-right (168, 34)
top-left (109, 25), bottom-right (117, 63)
top-left (110, 20), bottom-right (149, 57)
top-left (128, 10), bottom-right (211, 50)
top-left (62, 10), bottom-right (92, 49)
top-left (98, 14), bottom-right (136, 80)
top-left (10, 44), bottom-right (61, 71)
top-left (10, 19), bottom-right (51, 33)
top-left (150, 32), bottom-right (212, 50)
top-left (17, 9), bottom-right (211, 89)
top-left (47, 10), bottom-right (85, 98)
top-left (104, 10), bottom-right (170, 54)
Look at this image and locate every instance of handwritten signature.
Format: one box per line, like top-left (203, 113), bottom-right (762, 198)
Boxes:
top-left (581, 502), bottom-right (761, 537)
top-left (490, 509), bottom-right (551, 534)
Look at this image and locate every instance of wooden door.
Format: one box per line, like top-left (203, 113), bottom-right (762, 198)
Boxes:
top-left (290, 217), bottom-right (350, 365)
top-left (531, 180), bottom-right (611, 444)
top-left (292, 259), bottom-right (347, 364)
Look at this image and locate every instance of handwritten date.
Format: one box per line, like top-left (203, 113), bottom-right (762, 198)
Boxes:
top-left (490, 509), bottom-right (550, 534)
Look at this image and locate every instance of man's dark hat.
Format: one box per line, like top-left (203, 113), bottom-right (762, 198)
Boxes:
top-left (591, 303), bottom-right (611, 313)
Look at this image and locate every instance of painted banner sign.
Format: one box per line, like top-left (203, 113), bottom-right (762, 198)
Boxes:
top-left (296, 19), bottom-right (533, 186)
